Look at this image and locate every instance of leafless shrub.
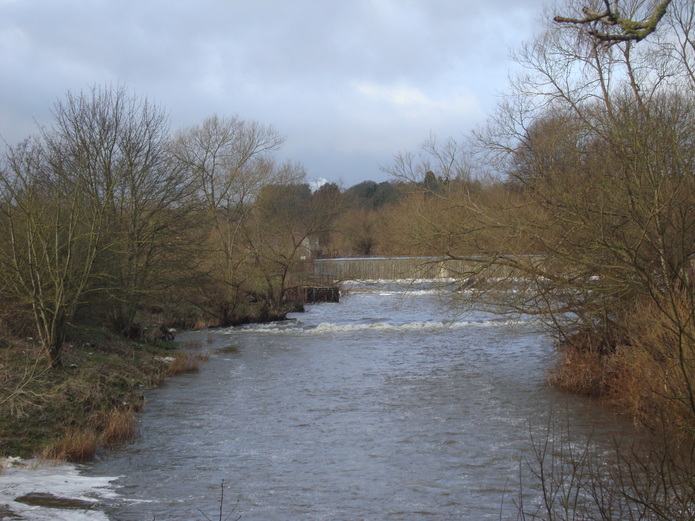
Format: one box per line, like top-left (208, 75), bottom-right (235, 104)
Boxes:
top-left (197, 480), bottom-right (241, 521)
top-left (516, 414), bottom-right (695, 521)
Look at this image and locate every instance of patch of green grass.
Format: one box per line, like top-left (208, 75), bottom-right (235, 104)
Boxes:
top-left (158, 340), bottom-right (181, 351)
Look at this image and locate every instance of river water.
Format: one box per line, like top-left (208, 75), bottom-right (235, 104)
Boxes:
top-left (2, 282), bottom-right (631, 520)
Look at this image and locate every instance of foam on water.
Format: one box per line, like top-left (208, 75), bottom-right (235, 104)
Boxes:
top-left (222, 317), bottom-right (530, 335)
top-left (341, 278), bottom-right (457, 287)
top-left (0, 459), bottom-right (118, 521)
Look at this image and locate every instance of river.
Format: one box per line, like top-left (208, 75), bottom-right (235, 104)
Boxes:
top-left (1, 281), bottom-right (630, 520)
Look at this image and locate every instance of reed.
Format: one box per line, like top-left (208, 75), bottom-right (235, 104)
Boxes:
top-left (611, 295), bottom-right (695, 432)
top-left (165, 342), bottom-right (209, 376)
top-left (100, 407), bottom-right (137, 448)
top-left (40, 427), bottom-right (98, 462)
top-left (550, 294), bottom-right (695, 434)
top-left (549, 344), bottom-right (608, 397)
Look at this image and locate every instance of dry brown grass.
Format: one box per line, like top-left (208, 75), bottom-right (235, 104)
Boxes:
top-left (40, 427), bottom-right (98, 462)
top-left (145, 369), bottom-right (166, 388)
top-left (165, 342), bottom-right (209, 376)
top-left (166, 353), bottom-right (193, 376)
top-left (35, 344), bottom-right (208, 462)
top-left (551, 295), bottom-right (695, 433)
top-left (612, 296), bottom-right (695, 431)
top-left (100, 407), bottom-right (137, 448)
top-left (549, 344), bottom-right (610, 397)
top-left (1, 330), bottom-right (213, 460)
top-left (165, 353), bottom-right (197, 376)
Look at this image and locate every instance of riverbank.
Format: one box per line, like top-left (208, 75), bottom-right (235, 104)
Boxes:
top-left (547, 297), bottom-right (695, 437)
top-left (0, 331), bottom-right (208, 460)
top-left (0, 294), bottom-right (322, 460)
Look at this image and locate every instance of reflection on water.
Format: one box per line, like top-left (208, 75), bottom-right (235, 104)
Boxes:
top-left (33, 283), bottom-right (632, 520)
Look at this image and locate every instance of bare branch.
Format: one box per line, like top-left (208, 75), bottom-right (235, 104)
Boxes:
top-left (554, 0), bottom-right (672, 45)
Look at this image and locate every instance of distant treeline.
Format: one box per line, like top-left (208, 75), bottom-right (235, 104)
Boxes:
top-left (0, 84), bottom-right (477, 369)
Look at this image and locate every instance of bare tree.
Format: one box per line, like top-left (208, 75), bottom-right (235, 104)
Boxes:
top-left (0, 136), bottom-right (105, 367)
top-left (383, 0), bottom-right (695, 424)
top-left (0, 85), bottom-right (196, 364)
top-left (48, 85), bottom-right (195, 336)
top-left (469, 0), bottom-right (695, 336)
top-left (173, 115), bottom-right (295, 323)
top-left (240, 172), bottom-right (344, 313)
top-left (382, 133), bottom-right (476, 192)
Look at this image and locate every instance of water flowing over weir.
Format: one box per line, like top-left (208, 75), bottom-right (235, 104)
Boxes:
top-left (2, 281), bottom-right (633, 521)
top-left (313, 257), bottom-right (477, 281)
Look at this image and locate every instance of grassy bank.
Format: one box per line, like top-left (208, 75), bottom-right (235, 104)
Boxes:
top-left (0, 295), bottom-right (309, 461)
top-left (0, 331), bottom-right (208, 461)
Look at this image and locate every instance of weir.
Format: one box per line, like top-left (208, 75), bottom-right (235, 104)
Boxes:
top-left (296, 256), bottom-right (524, 301)
top-left (312, 257), bottom-right (477, 282)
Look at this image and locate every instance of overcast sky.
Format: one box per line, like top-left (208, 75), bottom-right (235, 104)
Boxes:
top-left (0, 0), bottom-right (545, 187)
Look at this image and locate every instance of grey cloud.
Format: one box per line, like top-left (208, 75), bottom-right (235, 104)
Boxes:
top-left (1, 0), bottom-right (542, 185)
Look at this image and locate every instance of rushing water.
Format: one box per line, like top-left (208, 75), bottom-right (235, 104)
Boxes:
top-left (1, 282), bottom-right (631, 520)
